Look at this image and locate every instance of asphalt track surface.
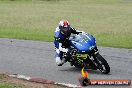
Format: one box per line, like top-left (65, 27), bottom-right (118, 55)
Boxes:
top-left (0, 38), bottom-right (132, 88)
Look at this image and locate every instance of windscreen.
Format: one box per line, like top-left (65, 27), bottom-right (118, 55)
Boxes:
top-left (70, 33), bottom-right (89, 43)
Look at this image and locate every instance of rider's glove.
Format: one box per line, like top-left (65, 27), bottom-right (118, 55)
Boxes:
top-left (61, 48), bottom-right (68, 53)
top-left (77, 32), bottom-right (82, 35)
top-left (59, 43), bottom-right (68, 53)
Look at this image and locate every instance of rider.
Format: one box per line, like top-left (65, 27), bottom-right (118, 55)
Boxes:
top-left (54, 20), bottom-right (81, 66)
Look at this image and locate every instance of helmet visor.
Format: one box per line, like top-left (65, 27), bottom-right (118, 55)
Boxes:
top-left (61, 28), bottom-right (71, 36)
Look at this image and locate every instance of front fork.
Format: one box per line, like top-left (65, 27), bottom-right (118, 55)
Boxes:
top-left (92, 53), bottom-right (103, 70)
top-left (84, 57), bottom-right (97, 69)
top-left (84, 48), bottom-right (99, 69)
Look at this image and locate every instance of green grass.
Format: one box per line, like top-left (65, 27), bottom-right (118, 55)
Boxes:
top-left (0, 0), bottom-right (132, 48)
top-left (0, 74), bottom-right (20, 88)
top-left (0, 84), bottom-right (18, 88)
top-left (0, 75), bottom-right (4, 80)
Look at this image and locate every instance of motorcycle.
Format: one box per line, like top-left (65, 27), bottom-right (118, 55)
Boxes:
top-left (63, 31), bottom-right (110, 74)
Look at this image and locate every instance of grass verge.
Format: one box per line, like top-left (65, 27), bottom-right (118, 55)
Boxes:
top-left (0, 0), bottom-right (132, 48)
top-left (0, 74), bottom-right (66, 88)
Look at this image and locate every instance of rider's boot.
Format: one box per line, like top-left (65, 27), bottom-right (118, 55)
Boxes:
top-left (56, 57), bottom-right (66, 66)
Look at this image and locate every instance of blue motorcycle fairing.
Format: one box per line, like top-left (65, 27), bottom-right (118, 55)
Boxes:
top-left (71, 33), bottom-right (96, 53)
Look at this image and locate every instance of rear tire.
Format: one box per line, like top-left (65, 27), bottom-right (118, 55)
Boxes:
top-left (93, 53), bottom-right (110, 74)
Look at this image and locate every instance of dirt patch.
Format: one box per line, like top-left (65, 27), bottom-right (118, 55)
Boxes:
top-left (0, 73), bottom-right (67, 88)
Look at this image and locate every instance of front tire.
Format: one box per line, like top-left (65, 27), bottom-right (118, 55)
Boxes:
top-left (93, 53), bottom-right (110, 74)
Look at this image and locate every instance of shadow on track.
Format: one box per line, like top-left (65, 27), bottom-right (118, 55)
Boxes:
top-left (59, 67), bottom-right (111, 75)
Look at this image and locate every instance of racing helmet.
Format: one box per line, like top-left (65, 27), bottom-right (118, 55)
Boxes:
top-left (59, 20), bottom-right (71, 36)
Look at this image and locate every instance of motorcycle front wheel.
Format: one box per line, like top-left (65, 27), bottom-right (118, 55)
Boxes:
top-left (93, 53), bottom-right (110, 74)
